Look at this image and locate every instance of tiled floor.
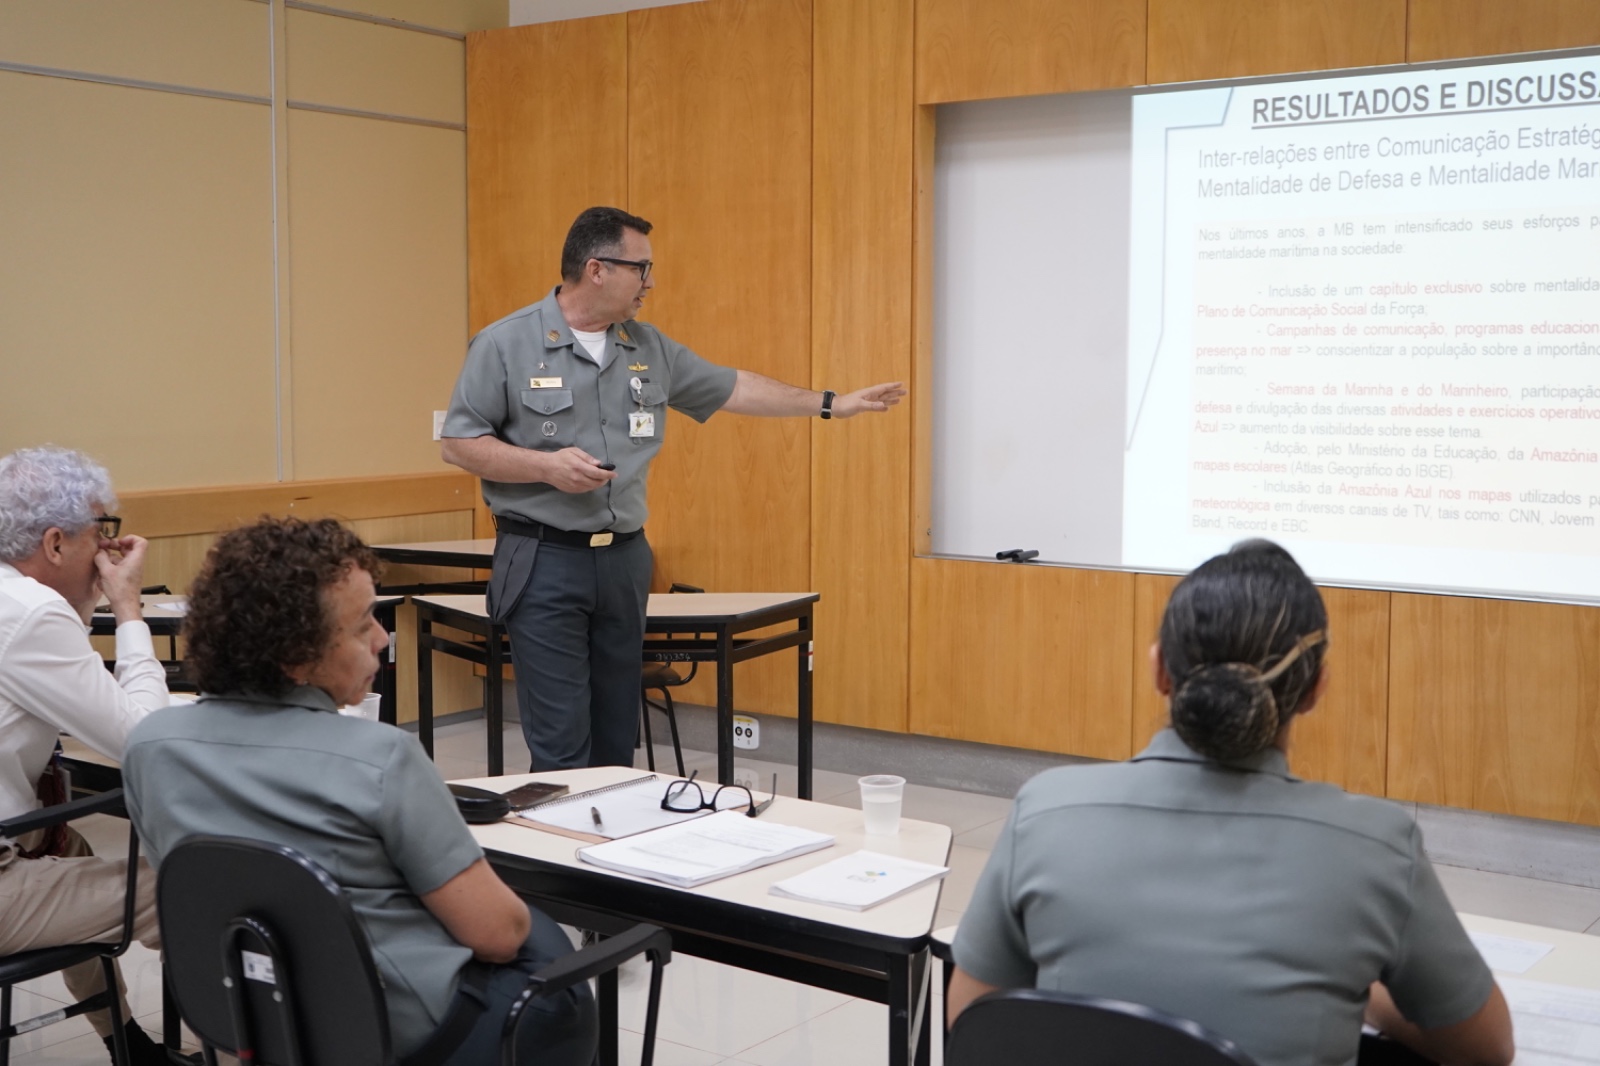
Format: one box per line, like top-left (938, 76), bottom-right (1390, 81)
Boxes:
top-left (17, 716), bottom-right (1600, 1064)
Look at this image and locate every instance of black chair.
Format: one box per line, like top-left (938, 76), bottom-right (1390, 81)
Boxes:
top-left (638, 583), bottom-right (703, 778)
top-left (946, 988), bottom-right (1259, 1066)
top-left (157, 836), bottom-right (672, 1066)
top-left (0, 789), bottom-right (141, 1066)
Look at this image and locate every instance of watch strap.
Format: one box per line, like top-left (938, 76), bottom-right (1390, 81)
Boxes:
top-left (820, 390), bottom-right (836, 419)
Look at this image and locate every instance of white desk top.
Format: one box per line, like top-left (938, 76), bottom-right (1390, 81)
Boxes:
top-left (418, 591), bottom-right (819, 621)
top-left (1458, 913), bottom-right (1600, 989)
top-left (458, 766), bottom-right (952, 942)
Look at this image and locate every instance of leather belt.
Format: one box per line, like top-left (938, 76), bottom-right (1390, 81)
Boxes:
top-left (494, 515), bottom-right (641, 549)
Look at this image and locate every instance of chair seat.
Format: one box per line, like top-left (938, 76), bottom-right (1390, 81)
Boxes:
top-left (642, 663), bottom-right (685, 687)
top-left (0, 943), bottom-right (116, 984)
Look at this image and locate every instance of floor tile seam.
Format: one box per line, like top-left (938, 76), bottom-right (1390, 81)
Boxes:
top-left (725, 997), bottom-right (856, 1059)
top-left (13, 982), bottom-right (74, 1008)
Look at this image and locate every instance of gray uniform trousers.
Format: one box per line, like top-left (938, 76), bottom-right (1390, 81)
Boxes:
top-left (491, 531), bottom-right (654, 771)
top-left (441, 905), bottom-right (596, 1066)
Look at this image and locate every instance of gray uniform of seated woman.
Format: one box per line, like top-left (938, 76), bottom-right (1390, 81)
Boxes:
top-left (951, 540), bottom-right (1511, 1066)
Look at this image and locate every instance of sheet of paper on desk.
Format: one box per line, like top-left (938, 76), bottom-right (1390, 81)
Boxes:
top-left (579, 811), bottom-right (834, 888)
top-left (518, 776), bottom-right (705, 840)
top-left (1470, 931), bottom-right (1555, 974)
top-left (769, 850), bottom-right (949, 911)
top-left (1498, 977), bottom-right (1600, 1064)
top-left (150, 600), bottom-right (188, 615)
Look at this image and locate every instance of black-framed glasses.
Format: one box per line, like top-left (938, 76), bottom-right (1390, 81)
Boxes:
top-left (661, 770), bottom-right (777, 819)
top-left (595, 256), bottom-right (653, 283)
top-left (93, 515), bottom-right (122, 540)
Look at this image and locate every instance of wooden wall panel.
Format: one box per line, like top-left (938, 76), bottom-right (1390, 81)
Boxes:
top-left (286, 111), bottom-right (468, 480)
top-left (1147, 0), bottom-right (1405, 85)
top-left (910, 558), bottom-right (1135, 760)
top-left (466, 16), bottom-right (628, 332)
top-left (1409, 0), bottom-right (1600, 62)
top-left (1132, 574), bottom-right (1388, 795)
top-left (810, 0), bottom-right (914, 731)
top-left (286, 7), bottom-right (465, 125)
top-left (0, 0), bottom-right (270, 98)
top-left (1131, 573), bottom-right (1181, 746)
top-left (915, 0), bottom-right (1144, 104)
top-left (1291, 587), bottom-right (1389, 796)
top-left (627, 0), bottom-right (813, 716)
top-left (0, 73), bottom-right (278, 492)
top-left (1389, 595), bottom-right (1600, 825)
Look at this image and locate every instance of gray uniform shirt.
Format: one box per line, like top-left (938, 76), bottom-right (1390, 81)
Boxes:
top-left (443, 288), bottom-right (737, 532)
top-left (124, 688), bottom-right (485, 1058)
top-left (953, 729), bottom-right (1494, 1066)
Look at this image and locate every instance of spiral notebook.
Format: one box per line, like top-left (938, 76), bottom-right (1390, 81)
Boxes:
top-left (510, 774), bottom-right (709, 841)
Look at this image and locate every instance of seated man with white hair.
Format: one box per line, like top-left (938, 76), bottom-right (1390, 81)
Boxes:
top-left (0, 445), bottom-right (191, 1065)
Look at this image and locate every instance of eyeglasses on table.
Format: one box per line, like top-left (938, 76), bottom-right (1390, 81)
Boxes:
top-left (661, 770), bottom-right (776, 819)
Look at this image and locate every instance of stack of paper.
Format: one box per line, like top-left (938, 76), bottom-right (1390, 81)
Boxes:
top-left (769, 851), bottom-right (949, 911)
top-left (579, 810), bottom-right (834, 888)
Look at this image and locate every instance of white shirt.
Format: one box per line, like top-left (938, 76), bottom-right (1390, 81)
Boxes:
top-left (0, 563), bottom-right (169, 822)
top-left (570, 326), bottom-right (610, 369)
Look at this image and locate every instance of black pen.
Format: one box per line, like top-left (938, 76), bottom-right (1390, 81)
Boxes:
top-left (590, 806), bottom-right (604, 829)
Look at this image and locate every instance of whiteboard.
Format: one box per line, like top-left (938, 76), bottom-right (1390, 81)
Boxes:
top-left (930, 91), bottom-right (1132, 567)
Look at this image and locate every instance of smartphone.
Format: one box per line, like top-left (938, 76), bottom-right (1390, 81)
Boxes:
top-left (501, 781), bottom-right (571, 810)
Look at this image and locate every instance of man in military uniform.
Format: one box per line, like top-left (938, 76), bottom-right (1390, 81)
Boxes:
top-left (442, 206), bottom-right (904, 770)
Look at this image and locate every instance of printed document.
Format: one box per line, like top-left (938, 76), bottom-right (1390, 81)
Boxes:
top-left (769, 850), bottom-right (949, 911)
top-left (578, 811), bottom-right (834, 888)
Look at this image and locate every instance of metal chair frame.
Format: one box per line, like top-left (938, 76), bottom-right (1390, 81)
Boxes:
top-left (0, 789), bottom-right (142, 1066)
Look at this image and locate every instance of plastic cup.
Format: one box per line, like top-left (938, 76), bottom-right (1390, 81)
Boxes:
top-left (339, 692), bottom-right (383, 720)
top-left (859, 775), bottom-right (906, 835)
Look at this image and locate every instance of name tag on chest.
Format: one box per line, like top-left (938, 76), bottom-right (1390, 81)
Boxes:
top-left (628, 411), bottom-right (655, 438)
top-left (529, 377), bottom-right (563, 388)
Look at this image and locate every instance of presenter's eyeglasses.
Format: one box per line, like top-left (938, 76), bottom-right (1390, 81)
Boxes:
top-left (662, 770), bottom-right (777, 819)
top-left (93, 515), bottom-right (122, 540)
top-left (596, 257), bottom-right (653, 283)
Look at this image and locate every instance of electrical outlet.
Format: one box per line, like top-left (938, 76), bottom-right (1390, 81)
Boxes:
top-left (732, 768), bottom-right (759, 791)
top-left (432, 411), bottom-right (446, 441)
top-left (733, 714), bottom-right (759, 750)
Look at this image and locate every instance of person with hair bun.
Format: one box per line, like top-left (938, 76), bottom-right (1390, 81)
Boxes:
top-left (123, 517), bottom-right (595, 1065)
top-left (948, 540), bottom-right (1513, 1066)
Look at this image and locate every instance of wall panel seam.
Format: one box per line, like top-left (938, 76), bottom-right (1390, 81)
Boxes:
top-left (284, 0), bottom-right (465, 40)
top-left (0, 60), bottom-right (270, 106)
top-left (286, 99), bottom-right (466, 130)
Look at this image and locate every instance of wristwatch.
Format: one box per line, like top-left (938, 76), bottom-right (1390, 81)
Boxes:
top-left (819, 390), bottom-right (836, 420)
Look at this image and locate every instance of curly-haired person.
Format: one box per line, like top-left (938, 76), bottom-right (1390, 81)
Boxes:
top-left (123, 517), bottom-right (595, 1065)
top-left (948, 540), bottom-right (1513, 1066)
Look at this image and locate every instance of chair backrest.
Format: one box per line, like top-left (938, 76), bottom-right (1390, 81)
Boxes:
top-left (157, 836), bottom-right (393, 1066)
top-left (946, 988), bottom-right (1259, 1066)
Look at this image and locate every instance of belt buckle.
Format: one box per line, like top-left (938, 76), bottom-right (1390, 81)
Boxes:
top-left (589, 532), bottom-right (614, 548)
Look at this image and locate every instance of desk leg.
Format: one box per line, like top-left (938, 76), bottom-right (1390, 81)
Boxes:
top-left (597, 966), bottom-right (619, 1066)
top-left (797, 610), bottom-right (814, 800)
top-left (416, 609), bottom-right (435, 759)
top-left (375, 600), bottom-right (398, 726)
top-left (485, 623), bottom-right (504, 776)
top-left (716, 629), bottom-right (735, 786)
top-left (887, 951), bottom-right (933, 1066)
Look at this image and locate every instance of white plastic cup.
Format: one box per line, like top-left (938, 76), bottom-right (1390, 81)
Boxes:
top-left (339, 692), bottom-right (383, 720)
top-left (859, 775), bottom-right (906, 835)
